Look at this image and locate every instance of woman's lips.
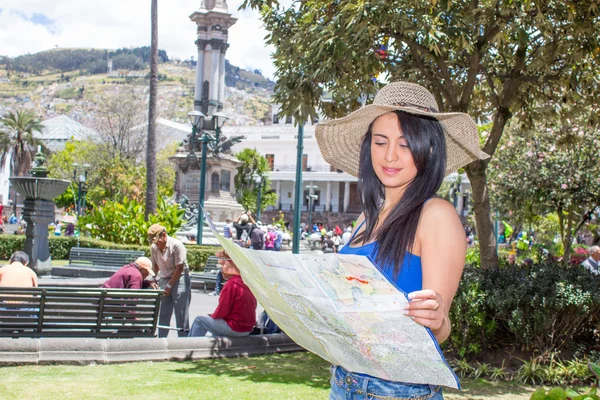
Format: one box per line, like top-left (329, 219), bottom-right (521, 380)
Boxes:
top-left (382, 167), bottom-right (401, 175)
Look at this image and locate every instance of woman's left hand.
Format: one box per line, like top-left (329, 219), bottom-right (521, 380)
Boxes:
top-left (403, 289), bottom-right (445, 331)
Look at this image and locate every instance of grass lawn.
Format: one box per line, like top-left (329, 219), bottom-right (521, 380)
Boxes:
top-left (0, 352), bottom-right (552, 400)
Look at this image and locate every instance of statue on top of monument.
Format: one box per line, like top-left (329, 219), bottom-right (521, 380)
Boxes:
top-left (200, 0), bottom-right (228, 12)
top-left (207, 135), bottom-right (243, 157)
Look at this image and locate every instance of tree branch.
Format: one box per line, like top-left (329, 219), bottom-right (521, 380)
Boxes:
top-left (401, 35), bottom-right (459, 107)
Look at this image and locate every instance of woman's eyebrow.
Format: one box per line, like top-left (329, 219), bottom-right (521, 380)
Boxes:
top-left (373, 133), bottom-right (405, 139)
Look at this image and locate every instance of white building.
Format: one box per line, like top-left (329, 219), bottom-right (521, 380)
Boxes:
top-left (227, 123), bottom-right (362, 215)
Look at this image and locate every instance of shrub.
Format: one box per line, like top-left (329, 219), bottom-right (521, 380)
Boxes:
top-left (0, 235), bottom-right (218, 271)
top-left (444, 262), bottom-right (600, 357)
top-left (484, 263), bottom-right (600, 354)
top-left (446, 266), bottom-right (497, 357)
top-left (78, 196), bottom-right (184, 246)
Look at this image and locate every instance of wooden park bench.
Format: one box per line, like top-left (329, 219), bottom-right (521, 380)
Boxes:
top-left (0, 287), bottom-right (162, 338)
top-left (52, 247), bottom-right (146, 278)
top-left (190, 256), bottom-right (221, 293)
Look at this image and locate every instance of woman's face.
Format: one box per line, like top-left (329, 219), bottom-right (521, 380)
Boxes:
top-left (370, 112), bottom-right (418, 196)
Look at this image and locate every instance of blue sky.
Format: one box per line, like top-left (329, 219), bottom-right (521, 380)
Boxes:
top-left (0, 1), bottom-right (276, 79)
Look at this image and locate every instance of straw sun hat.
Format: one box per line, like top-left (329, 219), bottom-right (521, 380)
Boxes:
top-left (315, 81), bottom-right (490, 177)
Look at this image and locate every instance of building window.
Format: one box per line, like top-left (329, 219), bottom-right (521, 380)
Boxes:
top-left (302, 154), bottom-right (308, 172)
top-left (266, 154), bottom-right (274, 171)
top-left (286, 115), bottom-right (292, 124)
top-left (273, 113), bottom-right (280, 124)
top-left (220, 170), bottom-right (231, 191)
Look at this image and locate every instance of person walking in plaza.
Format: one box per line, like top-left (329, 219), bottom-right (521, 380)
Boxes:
top-left (274, 224), bottom-right (284, 251)
top-left (101, 256), bottom-right (157, 289)
top-left (188, 252), bottom-right (257, 338)
top-left (315, 81), bottom-right (489, 399)
top-left (264, 225), bottom-right (276, 251)
top-left (0, 251), bottom-right (37, 288)
top-left (148, 224), bottom-right (191, 337)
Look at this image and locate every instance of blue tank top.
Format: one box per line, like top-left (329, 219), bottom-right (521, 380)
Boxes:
top-left (339, 220), bottom-right (422, 294)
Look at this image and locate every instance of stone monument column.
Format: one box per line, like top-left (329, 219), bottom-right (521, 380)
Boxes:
top-left (190, 0), bottom-right (237, 115)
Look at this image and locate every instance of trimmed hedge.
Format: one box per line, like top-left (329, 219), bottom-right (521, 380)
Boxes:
top-left (0, 235), bottom-right (218, 271)
top-left (447, 263), bottom-right (600, 358)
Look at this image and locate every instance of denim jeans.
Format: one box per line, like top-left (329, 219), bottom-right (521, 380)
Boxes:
top-left (158, 271), bottom-right (191, 338)
top-left (188, 315), bottom-right (252, 337)
top-left (329, 365), bottom-right (444, 400)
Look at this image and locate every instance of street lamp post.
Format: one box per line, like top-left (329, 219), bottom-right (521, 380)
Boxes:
top-left (188, 110), bottom-right (228, 245)
top-left (252, 173), bottom-right (263, 222)
top-left (305, 184), bottom-right (318, 230)
top-left (72, 163), bottom-right (91, 216)
top-left (188, 110), bottom-right (206, 244)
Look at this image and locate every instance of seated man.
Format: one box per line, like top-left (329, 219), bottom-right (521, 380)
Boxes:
top-left (0, 252), bottom-right (38, 315)
top-left (101, 257), bottom-right (156, 289)
top-left (189, 251), bottom-right (257, 337)
top-left (0, 251), bottom-right (37, 288)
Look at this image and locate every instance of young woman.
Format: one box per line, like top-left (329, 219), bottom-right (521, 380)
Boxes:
top-left (216, 81), bottom-right (488, 399)
top-left (315, 81), bottom-right (489, 399)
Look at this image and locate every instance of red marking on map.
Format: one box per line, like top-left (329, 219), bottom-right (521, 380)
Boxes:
top-left (345, 276), bottom-right (369, 284)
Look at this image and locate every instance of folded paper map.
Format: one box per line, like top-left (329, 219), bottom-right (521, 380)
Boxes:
top-left (204, 213), bottom-right (459, 389)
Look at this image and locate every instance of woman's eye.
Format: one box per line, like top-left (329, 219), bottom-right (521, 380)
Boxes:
top-left (374, 142), bottom-right (387, 146)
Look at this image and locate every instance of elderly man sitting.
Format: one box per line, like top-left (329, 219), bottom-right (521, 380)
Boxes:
top-left (102, 257), bottom-right (157, 289)
top-left (581, 246), bottom-right (600, 275)
top-left (188, 250), bottom-right (257, 338)
top-left (0, 251), bottom-right (37, 288)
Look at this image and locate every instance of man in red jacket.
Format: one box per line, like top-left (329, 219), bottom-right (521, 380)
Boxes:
top-left (188, 251), bottom-right (257, 337)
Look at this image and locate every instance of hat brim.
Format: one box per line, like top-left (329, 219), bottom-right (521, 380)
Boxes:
top-left (316, 104), bottom-right (490, 177)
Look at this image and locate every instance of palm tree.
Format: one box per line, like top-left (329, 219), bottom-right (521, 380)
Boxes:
top-left (0, 110), bottom-right (43, 213)
top-left (145, 0), bottom-right (158, 219)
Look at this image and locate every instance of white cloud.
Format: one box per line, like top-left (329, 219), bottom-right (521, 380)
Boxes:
top-left (0, 0), bottom-right (276, 79)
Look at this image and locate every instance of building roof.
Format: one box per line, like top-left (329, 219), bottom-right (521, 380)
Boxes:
top-left (34, 115), bottom-right (99, 151)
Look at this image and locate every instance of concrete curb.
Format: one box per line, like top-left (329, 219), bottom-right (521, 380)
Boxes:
top-left (0, 334), bottom-right (304, 365)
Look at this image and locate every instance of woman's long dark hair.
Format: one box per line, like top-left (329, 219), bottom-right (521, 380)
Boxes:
top-left (350, 110), bottom-right (447, 279)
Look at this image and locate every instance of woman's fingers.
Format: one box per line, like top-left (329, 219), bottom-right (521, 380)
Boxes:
top-left (407, 289), bottom-right (438, 301)
top-left (404, 289), bottom-right (444, 330)
top-left (403, 299), bottom-right (440, 312)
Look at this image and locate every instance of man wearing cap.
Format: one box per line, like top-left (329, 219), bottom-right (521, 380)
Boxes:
top-left (148, 224), bottom-right (191, 337)
top-left (101, 257), bottom-right (157, 289)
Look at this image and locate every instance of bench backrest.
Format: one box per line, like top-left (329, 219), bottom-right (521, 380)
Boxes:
top-left (69, 247), bottom-right (145, 268)
top-left (0, 287), bottom-right (162, 338)
top-left (204, 256), bottom-right (220, 274)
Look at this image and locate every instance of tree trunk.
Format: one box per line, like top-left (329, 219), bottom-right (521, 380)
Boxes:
top-left (465, 160), bottom-right (498, 269)
top-left (145, 0), bottom-right (158, 219)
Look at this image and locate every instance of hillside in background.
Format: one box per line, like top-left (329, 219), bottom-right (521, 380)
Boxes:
top-left (0, 48), bottom-right (274, 91)
top-left (0, 48), bottom-right (275, 128)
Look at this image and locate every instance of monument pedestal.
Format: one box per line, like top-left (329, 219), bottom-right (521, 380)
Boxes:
top-left (22, 199), bottom-right (55, 272)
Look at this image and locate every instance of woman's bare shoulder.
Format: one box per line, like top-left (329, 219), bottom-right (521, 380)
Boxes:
top-left (420, 198), bottom-right (463, 231)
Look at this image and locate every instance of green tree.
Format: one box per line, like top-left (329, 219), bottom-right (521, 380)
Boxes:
top-left (0, 110), bottom-right (44, 213)
top-left (241, 0), bottom-right (600, 268)
top-left (48, 140), bottom-right (175, 209)
top-left (234, 148), bottom-right (276, 216)
top-left (489, 105), bottom-right (600, 264)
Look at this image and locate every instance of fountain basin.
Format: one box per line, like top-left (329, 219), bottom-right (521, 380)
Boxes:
top-left (10, 177), bottom-right (71, 201)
